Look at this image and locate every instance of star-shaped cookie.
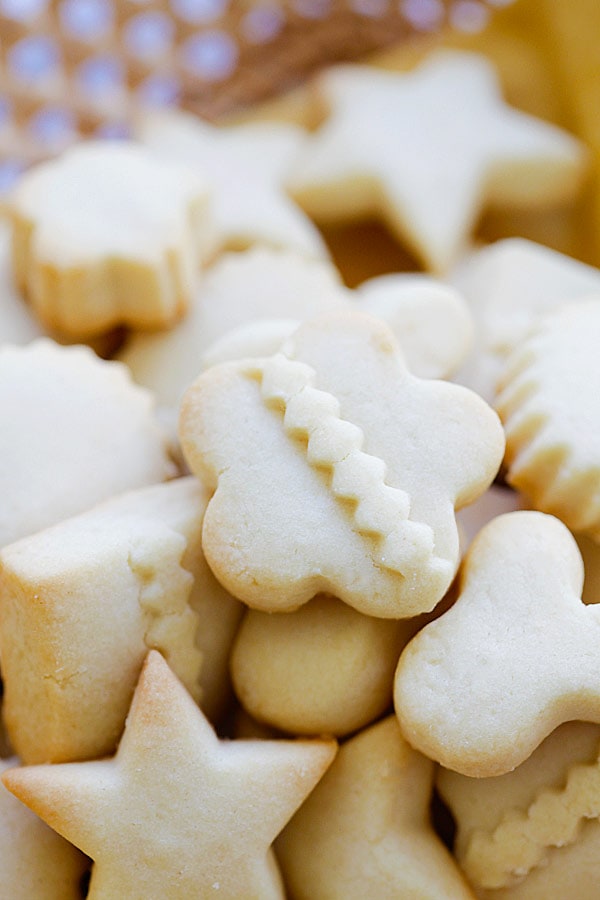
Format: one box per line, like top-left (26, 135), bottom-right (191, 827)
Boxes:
top-left (276, 715), bottom-right (473, 899)
top-left (289, 51), bottom-right (585, 272)
top-left (180, 310), bottom-right (504, 618)
top-left (3, 651), bottom-right (337, 900)
top-left (9, 141), bottom-right (211, 339)
top-left (0, 756), bottom-right (88, 900)
top-left (138, 111), bottom-right (326, 260)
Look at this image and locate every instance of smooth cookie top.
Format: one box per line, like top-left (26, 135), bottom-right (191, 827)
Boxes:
top-left (180, 310), bottom-right (504, 618)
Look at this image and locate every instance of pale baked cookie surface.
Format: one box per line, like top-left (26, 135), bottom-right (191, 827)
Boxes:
top-left (451, 238), bottom-right (600, 402)
top-left (231, 595), bottom-right (417, 736)
top-left (3, 651), bottom-right (337, 900)
top-left (138, 111), bottom-right (326, 259)
top-left (0, 477), bottom-right (242, 764)
top-left (120, 248), bottom-right (473, 413)
top-left (0, 339), bottom-right (174, 547)
top-left (356, 272), bottom-right (473, 379)
top-left (180, 311), bottom-right (504, 618)
top-left (438, 722), bottom-right (600, 898)
top-left (288, 51), bottom-right (585, 272)
top-left (9, 141), bottom-right (211, 338)
top-left (0, 222), bottom-right (43, 347)
top-left (0, 756), bottom-right (88, 899)
top-left (276, 715), bottom-right (474, 899)
top-left (497, 299), bottom-right (600, 536)
top-left (395, 511), bottom-right (600, 777)
top-left (120, 248), bottom-right (351, 409)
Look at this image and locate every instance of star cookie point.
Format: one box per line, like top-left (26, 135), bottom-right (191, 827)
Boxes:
top-left (289, 50), bottom-right (586, 272)
top-left (3, 650), bottom-right (336, 899)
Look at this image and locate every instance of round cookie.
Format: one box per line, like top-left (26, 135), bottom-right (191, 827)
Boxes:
top-left (231, 595), bottom-right (417, 736)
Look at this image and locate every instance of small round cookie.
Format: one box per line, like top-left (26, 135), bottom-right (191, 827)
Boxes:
top-left (357, 273), bottom-right (474, 379)
top-left (231, 595), bottom-right (417, 736)
top-left (0, 339), bottom-right (175, 548)
top-left (496, 299), bottom-right (600, 537)
top-left (276, 715), bottom-right (474, 899)
top-left (438, 722), bottom-right (600, 898)
top-left (9, 141), bottom-right (211, 339)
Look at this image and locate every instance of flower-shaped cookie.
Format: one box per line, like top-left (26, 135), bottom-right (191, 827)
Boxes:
top-left (276, 716), bottom-right (474, 899)
top-left (10, 141), bottom-right (211, 338)
top-left (496, 300), bottom-right (600, 537)
top-left (138, 111), bottom-right (326, 259)
top-left (0, 339), bottom-right (174, 548)
top-left (438, 722), bottom-right (600, 894)
top-left (451, 238), bottom-right (600, 402)
top-left (120, 247), bottom-right (473, 411)
top-left (288, 50), bottom-right (585, 272)
top-left (0, 477), bottom-right (242, 764)
top-left (395, 511), bottom-right (600, 777)
top-left (3, 651), bottom-right (337, 899)
top-left (180, 311), bottom-right (504, 618)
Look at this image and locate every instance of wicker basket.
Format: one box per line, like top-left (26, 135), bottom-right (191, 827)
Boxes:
top-left (0, 0), bottom-right (511, 187)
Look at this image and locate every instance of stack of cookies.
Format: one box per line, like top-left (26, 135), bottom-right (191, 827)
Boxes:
top-left (1, 18), bottom-right (600, 898)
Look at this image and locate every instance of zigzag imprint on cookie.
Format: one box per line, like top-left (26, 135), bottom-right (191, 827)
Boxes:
top-left (253, 354), bottom-right (448, 577)
top-left (463, 745), bottom-right (600, 890)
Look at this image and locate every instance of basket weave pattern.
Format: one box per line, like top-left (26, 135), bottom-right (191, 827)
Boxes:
top-left (0, 0), bottom-right (507, 183)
